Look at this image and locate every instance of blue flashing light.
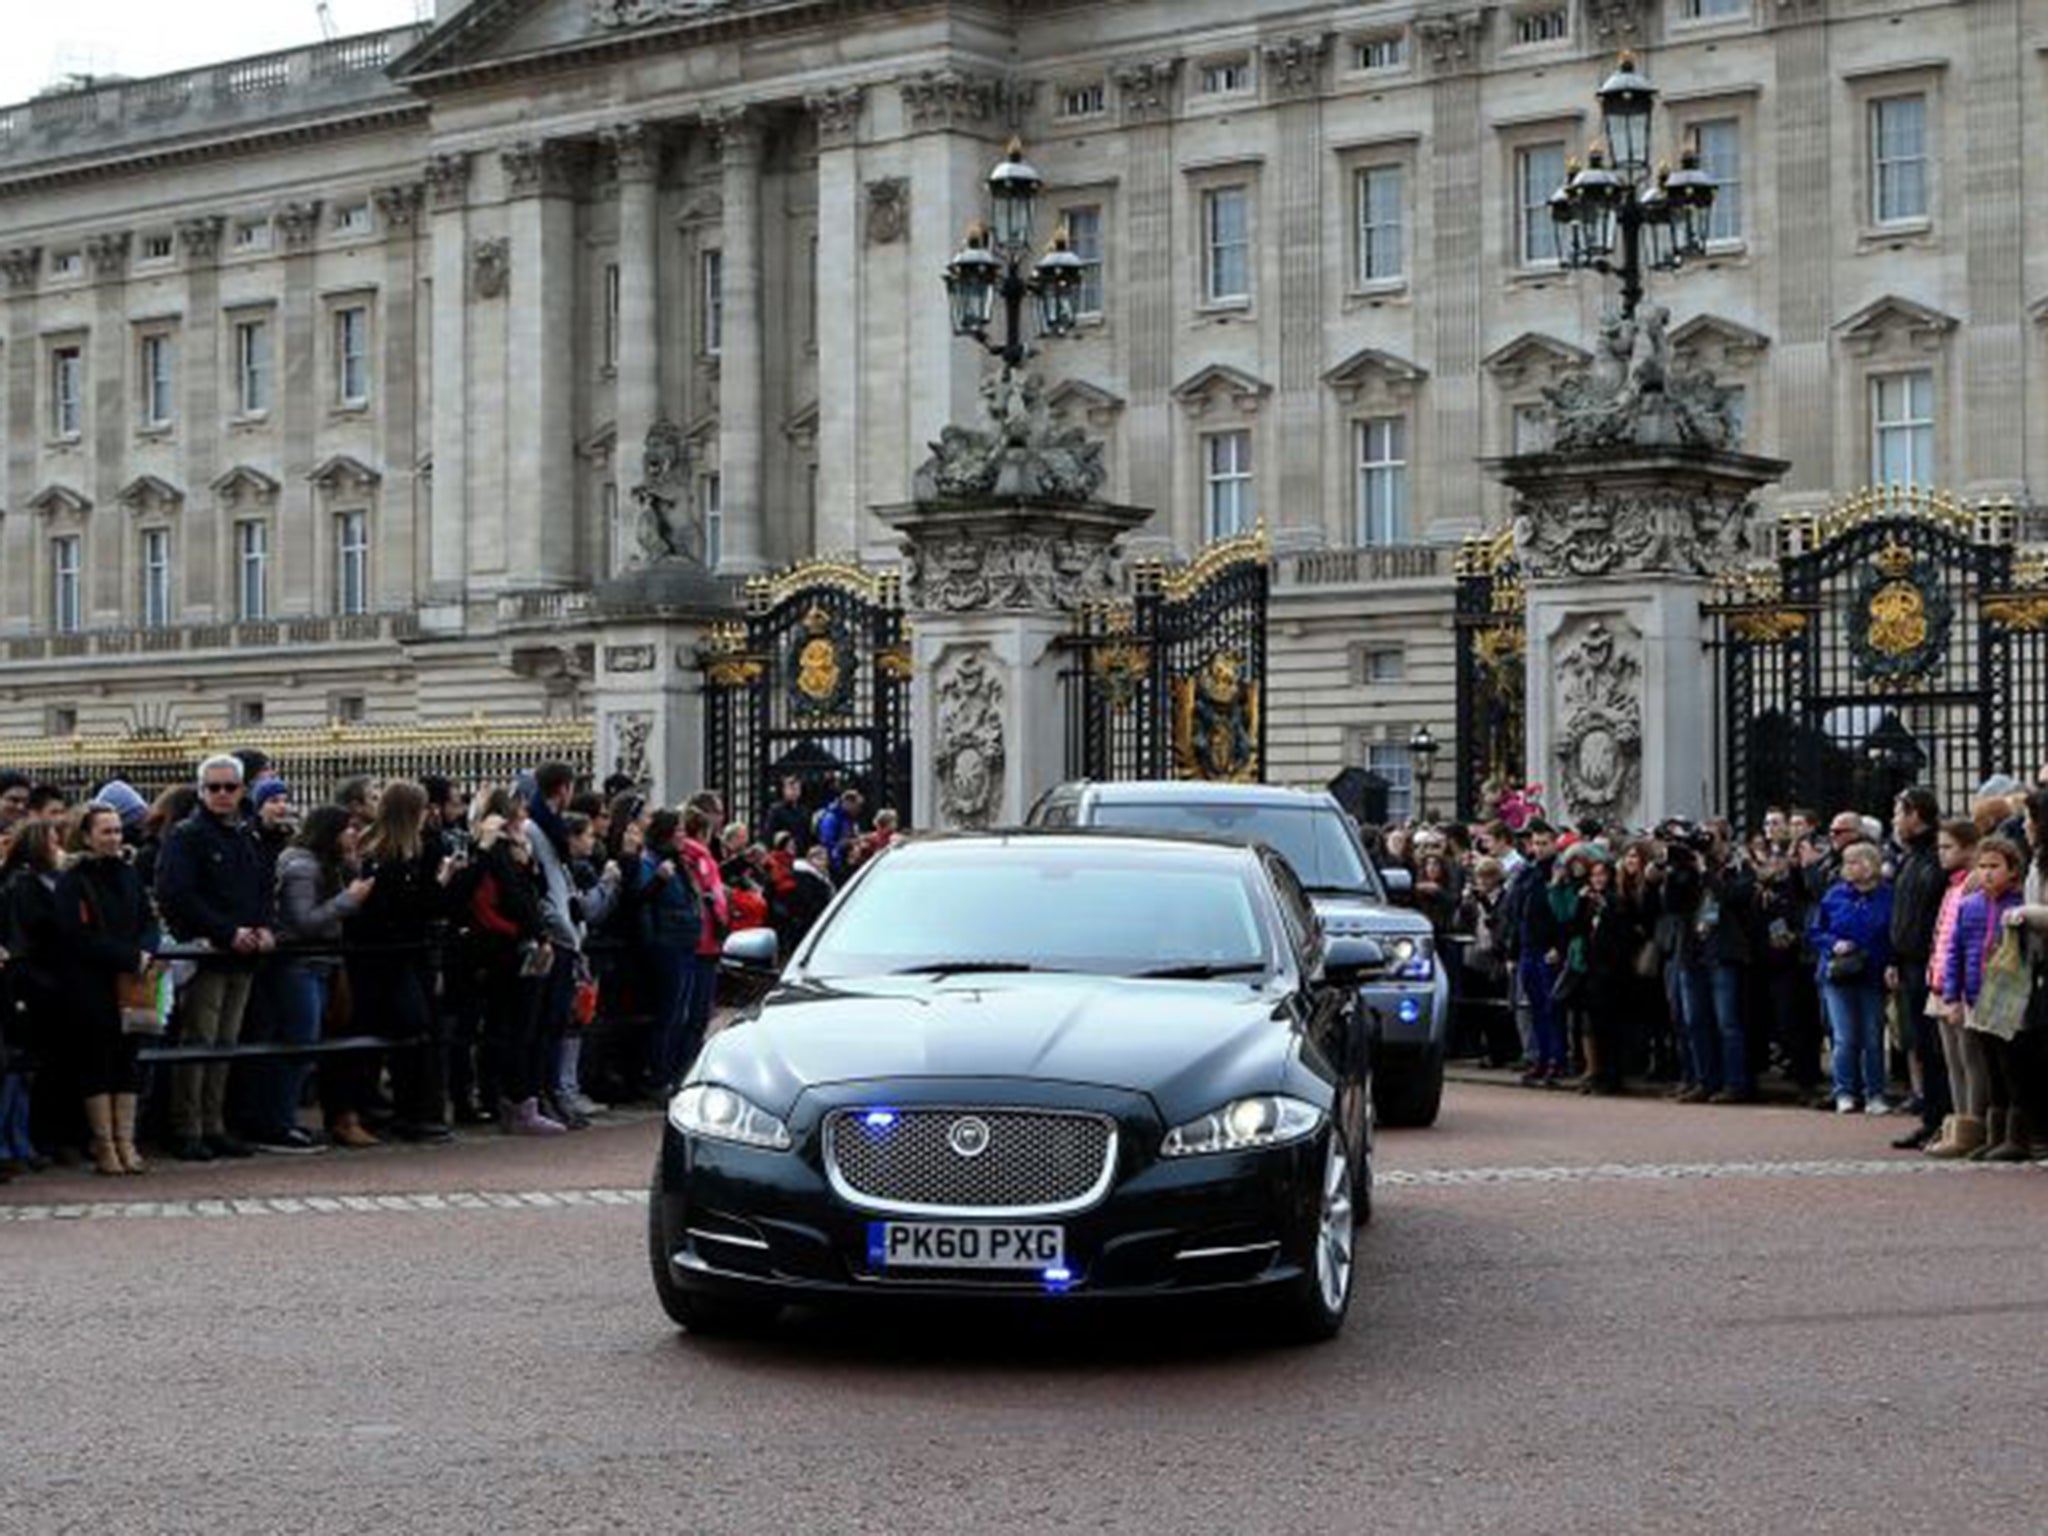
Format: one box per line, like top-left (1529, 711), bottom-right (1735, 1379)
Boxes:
top-left (1397, 997), bottom-right (1423, 1024)
top-left (863, 1109), bottom-right (898, 1130)
top-left (1042, 1265), bottom-right (1074, 1293)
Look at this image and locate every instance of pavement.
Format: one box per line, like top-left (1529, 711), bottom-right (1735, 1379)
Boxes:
top-left (4, 1082), bottom-right (2045, 1536)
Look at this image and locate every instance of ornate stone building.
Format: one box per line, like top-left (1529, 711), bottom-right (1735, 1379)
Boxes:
top-left (0, 0), bottom-right (2041, 804)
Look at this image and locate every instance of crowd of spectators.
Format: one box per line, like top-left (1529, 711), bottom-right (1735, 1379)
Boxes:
top-left (0, 762), bottom-right (898, 1180)
top-left (1376, 780), bottom-right (2048, 1161)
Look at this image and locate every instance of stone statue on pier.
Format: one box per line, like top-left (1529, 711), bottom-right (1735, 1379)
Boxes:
top-left (630, 418), bottom-right (702, 566)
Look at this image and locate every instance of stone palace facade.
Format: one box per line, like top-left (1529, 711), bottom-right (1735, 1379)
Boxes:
top-left (0, 0), bottom-right (2042, 806)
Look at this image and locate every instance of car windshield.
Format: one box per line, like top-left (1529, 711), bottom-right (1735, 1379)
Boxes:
top-left (1087, 802), bottom-right (1378, 895)
top-left (802, 846), bottom-right (1274, 980)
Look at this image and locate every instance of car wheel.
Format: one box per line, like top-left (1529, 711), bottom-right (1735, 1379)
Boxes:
top-left (1271, 1129), bottom-right (1357, 1344)
top-left (647, 1177), bottom-right (779, 1335)
top-left (1373, 1043), bottom-right (1445, 1129)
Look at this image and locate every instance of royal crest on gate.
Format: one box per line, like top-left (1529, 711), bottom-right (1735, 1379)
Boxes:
top-left (1171, 648), bottom-right (1261, 782)
top-left (1849, 540), bottom-right (1952, 686)
top-left (787, 604), bottom-right (857, 718)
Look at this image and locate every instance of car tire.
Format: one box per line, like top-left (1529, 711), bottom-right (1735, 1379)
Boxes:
top-left (647, 1177), bottom-right (780, 1335)
top-left (1373, 1043), bottom-right (1445, 1129)
top-left (1270, 1129), bottom-right (1357, 1345)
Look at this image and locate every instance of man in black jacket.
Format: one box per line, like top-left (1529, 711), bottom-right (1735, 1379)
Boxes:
top-left (1887, 786), bottom-right (1948, 1149)
top-left (154, 755), bottom-right (276, 1161)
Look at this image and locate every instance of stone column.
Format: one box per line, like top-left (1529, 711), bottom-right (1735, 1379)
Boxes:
top-left (423, 151), bottom-right (471, 623)
top-left (2, 246), bottom-right (41, 632)
top-left (881, 499), bottom-right (1147, 829)
top-left (1769, 5), bottom-right (1833, 504)
top-left (374, 182), bottom-right (426, 607)
top-left (174, 217), bottom-right (224, 619)
top-left (715, 107), bottom-right (767, 573)
top-left (605, 122), bottom-right (663, 519)
top-left (502, 139), bottom-right (580, 587)
top-left (1497, 447), bottom-right (1785, 824)
top-left (275, 200), bottom-right (322, 616)
top-left (1419, 13), bottom-right (1488, 541)
top-left (1110, 60), bottom-right (1180, 533)
top-left (1264, 37), bottom-right (1327, 553)
top-left (84, 231), bottom-right (130, 622)
top-left (805, 87), bottom-right (863, 556)
top-left (1961, 0), bottom-right (2025, 500)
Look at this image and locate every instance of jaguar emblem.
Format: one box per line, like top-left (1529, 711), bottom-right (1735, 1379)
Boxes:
top-left (946, 1116), bottom-right (991, 1160)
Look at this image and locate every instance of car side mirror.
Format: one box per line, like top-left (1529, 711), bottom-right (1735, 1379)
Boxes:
top-left (1380, 868), bottom-right (1414, 898)
top-left (1322, 934), bottom-right (1387, 989)
top-left (720, 928), bottom-right (780, 976)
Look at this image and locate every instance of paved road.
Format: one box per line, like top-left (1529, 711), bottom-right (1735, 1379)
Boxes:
top-left (5, 1087), bottom-right (2045, 1535)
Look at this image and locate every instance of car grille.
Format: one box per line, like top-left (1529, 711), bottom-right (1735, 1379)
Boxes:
top-left (825, 1108), bottom-right (1118, 1217)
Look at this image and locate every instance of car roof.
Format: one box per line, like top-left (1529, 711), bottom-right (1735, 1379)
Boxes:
top-left (1052, 780), bottom-right (1341, 809)
top-left (887, 827), bottom-right (1269, 865)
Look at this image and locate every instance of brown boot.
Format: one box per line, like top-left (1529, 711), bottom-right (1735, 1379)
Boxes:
top-left (84, 1096), bottom-right (123, 1177)
top-left (1967, 1107), bottom-right (2004, 1163)
top-left (111, 1094), bottom-right (146, 1175)
top-left (1985, 1107), bottom-right (2031, 1163)
top-left (1926, 1114), bottom-right (1983, 1160)
top-left (330, 1114), bottom-right (380, 1150)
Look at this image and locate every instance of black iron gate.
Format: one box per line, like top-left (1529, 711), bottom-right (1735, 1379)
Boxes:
top-left (701, 560), bottom-right (913, 835)
top-left (1066, 529), bottom-right (1270, 783)
top-left (1711, 488), bottom-right (2037, 829)
top-left (1452, 531), bottom-right (1526, 822)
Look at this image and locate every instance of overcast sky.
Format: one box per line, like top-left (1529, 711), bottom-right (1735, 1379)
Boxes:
top-left (0, 0), bottom-right (431, 105)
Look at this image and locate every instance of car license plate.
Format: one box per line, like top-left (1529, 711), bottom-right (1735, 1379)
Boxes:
top-left (869, 1222), bottom-right (1064, 1271)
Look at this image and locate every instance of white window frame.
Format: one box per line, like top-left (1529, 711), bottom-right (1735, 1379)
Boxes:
top-left (1197, 57), bottom-right (1254, 96)
top-left (334, 509), bottom-right (369, 617)
top-left (1058, 82), bottom-right (1106, 120)
top-left (336, 304), bottom-right (370, 407)
top-left (52, 346), bottom-right (83, 438)
top-left (1366, 742), bottom-right (1414, 821)
top-left (234, 318), bottom-right (272, 416)
top-left (1352, 33), bottom-right (1408, 73)
top-left (138, 232), bottom-right (175, 265)
top-left (236, 518), bottom-right (270, 621)
top-left (1355, 417), bottom-right (1410, 546)
top-left (1693, 118), bottom-right (1744, 245)
top-left (1870, 370), bottom-right (1934, 488)
top-left (233, 219), bottom-right (271, 252)
top-left (1063, 204), bottom-right (1105, 319)
top-left (602, 480), bottom-right (624, 575)
top-left (1678, 0), bottom-right (1748, 19)
top-left (1202, 430), bottom-right (1255, 540)
top-left (139, 332), bottom-right (175, 429)
top-left (1361, 646), bottom-right (1406, 684)
top-left (49, 251), bottom-right (83, 280)
top-left (702, 473), bottom-right (723, 569)
top-left (1516, 142), bottom-right (1567, 267)
top-left (1355, 164), bottom-right (1405, 286)
top-left (51, 536), bottom-right (82, 635)
top-left (140, 527), bottom-right (172, 629)
top-left (1510, 6), bottom-right (1570, 46)
top-left (334, 201), bottom-right (372, 236)
top-left (1869, 94), bottom-right (1929, 227)
top-left (1202, 185), bottom-right (1252, 306)
top-left (602, 262), bottom-right (621, 372)
top-left (700, 247), bottom-right (724, 359)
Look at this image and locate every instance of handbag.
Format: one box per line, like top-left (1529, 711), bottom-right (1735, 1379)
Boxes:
top-left (1970, 930), bottom-right (2030, 1042)
top-left (1632, 939), bottom-right (1662, 979)
top-left (118, 965), bottom-right (173, 1036)
top-left (1826, 947), bottom-right (1867, 983)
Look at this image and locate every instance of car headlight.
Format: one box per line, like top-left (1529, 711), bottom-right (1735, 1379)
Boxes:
top-left (1385, 933), bottom-right (1435, 981)
top-left (1160, 1095), bottom-right (1324, 1158)
top-left (667, 1084), bottom-right (793, 1150)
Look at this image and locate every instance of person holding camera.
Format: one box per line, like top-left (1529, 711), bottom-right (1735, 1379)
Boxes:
top-left (1667, 827), bottom-right (1761, 1104)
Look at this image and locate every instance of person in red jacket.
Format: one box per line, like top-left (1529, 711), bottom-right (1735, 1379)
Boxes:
top-left (678, 806), bottom-right (728, 1048)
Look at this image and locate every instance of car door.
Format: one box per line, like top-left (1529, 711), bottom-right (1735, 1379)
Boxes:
top-left (1266, 853), bottom-right (1368, 1152)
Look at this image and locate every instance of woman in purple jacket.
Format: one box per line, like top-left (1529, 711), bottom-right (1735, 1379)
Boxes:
top-left (1809, 842), bottom-right (1894, 1114)
top-left (1943, 836), bottom-right (2027, 1161)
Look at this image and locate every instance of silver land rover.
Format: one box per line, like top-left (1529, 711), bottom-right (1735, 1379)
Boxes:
top-left (1027, 781), bottom-right (1447, 1127)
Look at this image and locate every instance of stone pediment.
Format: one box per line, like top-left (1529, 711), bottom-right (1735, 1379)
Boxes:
top-left (783, 401), bottom-right (818, 447)
top-left (1323, 346), bottom-right (1427, 406)
top-left (1046, 379), bottom-right (1127, 427)
top-left (116, 474), bottom-right (184, 515)
top-left (27, 484), bottom-right (91, 519)
top-left (1172, 363), bottom-right (1272, 417)
top-left (211, 465), bottom-right (281, 507)
top-left (1669, 313), bottom-right (1770, 365)
top-left (308, 453), bottom-right (383, 493)
top-left (1833, 294), bottom-right (1958, 354)
top-left (579, 422), bottom-right (617, 463)
top-left (1482, 332), bottom-right (1590, 386)
top-left (394, 0), bottom-right (775, 85)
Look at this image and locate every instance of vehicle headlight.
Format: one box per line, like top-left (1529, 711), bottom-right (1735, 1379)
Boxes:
top-left (1386, 933), bottom-right (1435, 981)
top-left (1160, 1095), bottom-right (1323, 1158)
top-left (667, 1084), bottom-right (793, 1150)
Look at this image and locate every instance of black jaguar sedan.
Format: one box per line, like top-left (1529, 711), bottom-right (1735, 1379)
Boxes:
top-left (649, 831), bottom-right (1385, 1342)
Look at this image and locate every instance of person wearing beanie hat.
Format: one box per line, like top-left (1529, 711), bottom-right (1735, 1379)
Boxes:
top-left (250, 779), bottom-right (292, 813)
top-left (93, 780), bottom-right (150, 835)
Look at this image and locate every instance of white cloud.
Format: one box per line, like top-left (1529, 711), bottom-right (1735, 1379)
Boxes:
top-left (0, 0), bottom-right (428, 106)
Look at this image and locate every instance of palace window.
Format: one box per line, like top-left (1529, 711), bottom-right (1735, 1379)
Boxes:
top-left (335, 509), bottom-right (369, 616)
top-left (141, 528), bottom-right (172, 629)
top-left (140, 333), bottom-right (175, 429)
top-left (1203, 430), bottom-right (1255, 539)
top-left (235, 318), bottom-right (271, 415)
top-left (1356, 417), bottom-right (1410, 546)
top-left (1512, 7), bottom-right (1569, 45)
top-left (51, 536), bottom-right (82, 635)
top-left (1064, 205), bottom-right (1104, 318)
top-left (1681, 0), bottom-right (1747, 17)
top-left (336, 305), bottom-right (370, 406)
top-left (1203, 186), bottom-right (1251, 304)
top-left (1198, 57), bottom-right (1253, 96)
top-left (603, 480), bottom-right (624, 575)
top-left (1871, 370), bottom-right (1933, 487)
top-left (702, 474), bottom-right (723, 569)
top-left (1356, 165), bottom-right (1405, 285)
top-left (1870, 95), bottom-right (1928, 225)
top-left (52, 346), bottom-right (83, 437)
top-left (1517, 143), bottom-right (1567, 266)
top-left (1367, 742), bottom-right (1414, 821)
top-left (1058, 82), bottom-right (1106, 119)
top-left (602, 262), bottom-right (621, 371)
top-left (700, 248), bottom-right (724, 358)
top-left (236, 518), bottom-right (269, 621)
top-left (1353, 34), bottom-right (1407, 72)
top-left (334, 201), bottom-right (372, 235)
top-left (1695, 119), bottom-right (1743, 242)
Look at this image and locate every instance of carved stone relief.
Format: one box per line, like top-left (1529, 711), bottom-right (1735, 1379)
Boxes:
top-left (912, 370), bottom-right (1107, 507)
top-left (275, 201), bottom-right (323, 250)
top-left (590, 0), bottom-right (739, 25)
top-left (605, 644), bottom-right (656, 673)
top-left (470, 237), bottom-right (510, 300)
top-left (1514, 484), bottom-right (1757, 580)
top-left (900, 70), bottom-right (1034, 131)
top-left (1261, 36), bottom-right (1326, 97)
top-left (609, 711), bottom-right (654, 791)
top-left (866, 179), bottom-right (909, 246)
top-left (424, 151), bottom-right (471, 211)
top-left (1112, 57), bottom-right (1181, 123)
top-left (373, 183), bottom-right (425, 230)
top-left (1551, 616), bottom-right (1643, 824)
top-left (934, 647), bottom-right (1005, 830)
top-left (629, 418), bottom-right (701, 565)
top-left (1539, 304), bottom-right (1741, 454)
top-left (904, 530), bottom-right (1119, 615)
top-left (0, 248), bottom-right (39, 289)
top-left (805, 85), bottom-right (865, 149)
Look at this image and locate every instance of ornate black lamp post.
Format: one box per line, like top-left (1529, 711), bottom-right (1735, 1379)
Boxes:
top-left (943, 141), bottom-right (1086, 369)
top-left (1549, 54), bottom-right (1717, 319)
top-left (1409, 724), bottom-right (1440, 824)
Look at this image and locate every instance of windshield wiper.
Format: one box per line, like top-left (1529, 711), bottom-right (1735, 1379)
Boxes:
top-left (889, 961), bottom-right (1048, 977)
top-left (1302, 884), bottom-right (1370, 897)
top-left (1129, 962), bottom-right (1268, 981)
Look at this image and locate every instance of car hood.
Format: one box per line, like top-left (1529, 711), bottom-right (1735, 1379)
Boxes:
top-left (1312, 891), bottom-right (1431, 937)
top-left (701, 973), bottom-right (1297, 1124)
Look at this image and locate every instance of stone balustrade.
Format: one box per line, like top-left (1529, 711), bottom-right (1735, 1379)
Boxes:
top-left (1, 610), bottom-right (420, 664)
